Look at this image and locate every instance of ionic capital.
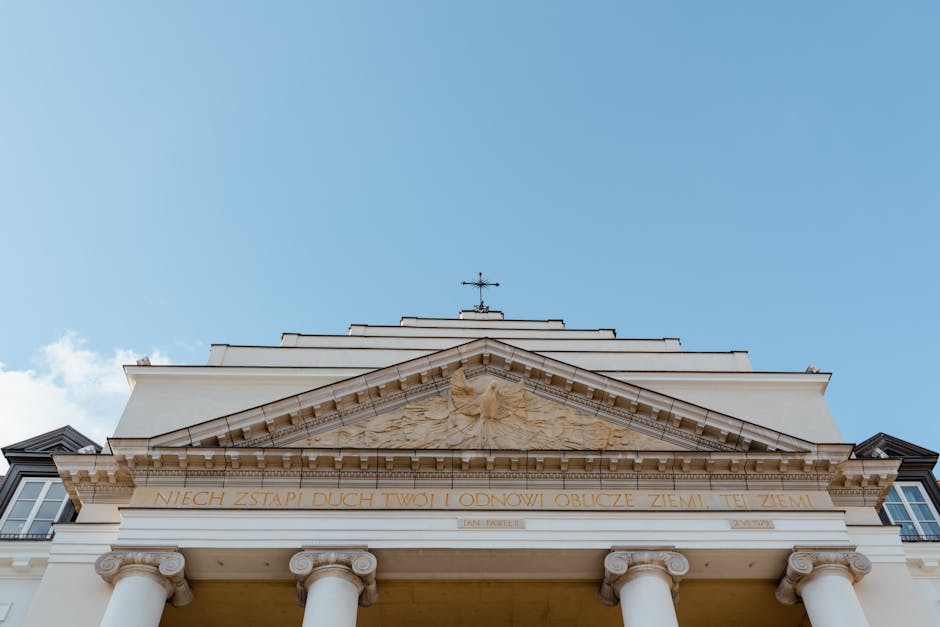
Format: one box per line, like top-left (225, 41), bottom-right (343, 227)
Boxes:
top-left (598, 548), bottom-right (690, 606)
top-left (95, 549), bottom-right (193, 607)
top-left (289, 549), bottom-right (378, 607)
top-left (776, 546), bottom-right (872, 605)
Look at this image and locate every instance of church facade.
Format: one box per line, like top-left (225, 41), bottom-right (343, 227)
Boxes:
top-left (13, 312), bottom-right (940, 626)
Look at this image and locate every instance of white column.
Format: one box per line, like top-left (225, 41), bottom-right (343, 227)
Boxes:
top-left (599, 548), bottom-right (690, 627)
top-left (290, 549), bottom-right (378, 627)
top-left (776, 547), bottom-right (872, 627)
top-left (94, 549), bottom-right (193, 627)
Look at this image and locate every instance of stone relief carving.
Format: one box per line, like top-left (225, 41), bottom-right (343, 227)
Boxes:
top-left (303, 368), bottom-right (682, 450)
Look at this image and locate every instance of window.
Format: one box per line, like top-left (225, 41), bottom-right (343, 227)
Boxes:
top-left (0, 479), bottom-right (69, 538)
top-left (884, 483), bottom-right (940, 540)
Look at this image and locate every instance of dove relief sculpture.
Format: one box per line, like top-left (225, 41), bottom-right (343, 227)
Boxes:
top-left (303, 368), bottom-right (680, 450)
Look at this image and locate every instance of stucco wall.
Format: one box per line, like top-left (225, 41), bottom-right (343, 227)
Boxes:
top-left (0, 580), bottom-right (41, 627)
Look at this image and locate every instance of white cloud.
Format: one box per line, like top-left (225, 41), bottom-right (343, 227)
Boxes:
top-left (0, 333), bottom-right (170, 472)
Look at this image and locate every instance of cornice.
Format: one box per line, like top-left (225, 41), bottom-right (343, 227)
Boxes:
top-left (55, 445), bottom-right (893, 510)
top-left (137, 339), bottom-right (817, 455)
top-left (124, 366), bottom-right (828, 385)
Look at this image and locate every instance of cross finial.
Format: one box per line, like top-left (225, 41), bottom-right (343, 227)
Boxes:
top-left (461, 272), bottom-right (500, 313)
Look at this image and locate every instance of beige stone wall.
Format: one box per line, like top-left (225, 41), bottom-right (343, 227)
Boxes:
top-left (115, 316), bottom-right (838, 442)
top-left (20, 564), bottom-right (110, 627)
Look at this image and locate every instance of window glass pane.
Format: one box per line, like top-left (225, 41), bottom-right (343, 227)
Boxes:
top-left (44, 483), bottom-right (66, 500)
top-left (886, 487), bottom-right (901, 502)
top-left (0, 520), bottom-right (25, 535)
top-left (27, 520), bottom-right (52, 536)
top-left (899, 521), bottom-right (918, 536)
top-left (35, 501), bottom-right (62, 521)
top-left (921, 521), bottom-right (940, 536)
top-left (886, 503), bottom-right (912, 522)
top-left (910, 502), bottom-right (938, 522)
top-left (901, 485), bottom-right (926, 503)
top-left (8, 500), bottom-right (35, 520)
top-left (18, 482), bottom-right (43, 500)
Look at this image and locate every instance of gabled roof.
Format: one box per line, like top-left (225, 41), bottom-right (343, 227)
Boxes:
top-left (129, 338), bottom-right (816, 454)
top-left (2, 425), bottom-right (101, 467)
top-left (3, 425), bottom-right (100, 456)
top-left (855, 432), bottom-right (939, 462)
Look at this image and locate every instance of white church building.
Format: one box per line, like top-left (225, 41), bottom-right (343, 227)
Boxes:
top-left (5, 310), bottom-right (940, 626)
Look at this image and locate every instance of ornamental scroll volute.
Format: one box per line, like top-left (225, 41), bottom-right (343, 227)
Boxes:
top-left (776, 548), bottom-right (872, 605)
top-left (599, 549), bottom-right (690, 606)
top-left (289, 550), bottom-right (378, 607)
top-left (95, 550), bottom-right (193, 607)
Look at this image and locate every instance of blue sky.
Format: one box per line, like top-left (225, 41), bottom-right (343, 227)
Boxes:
top-left (0, 2), bottom-right (937, 454)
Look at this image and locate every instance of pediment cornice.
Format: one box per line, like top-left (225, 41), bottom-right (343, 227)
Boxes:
top-left (136, 338), bottom-right (815, 454)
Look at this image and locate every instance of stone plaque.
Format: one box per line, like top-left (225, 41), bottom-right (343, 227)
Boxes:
top-left (458, 518), bottom-right (526, 530)
top-left (730, 519), bottom-right (775, 529)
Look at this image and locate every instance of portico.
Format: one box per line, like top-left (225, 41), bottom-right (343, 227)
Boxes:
top-left (86, 543), bottom-right (876, 627)
top-left (22, 313), bottom-right (938, 626)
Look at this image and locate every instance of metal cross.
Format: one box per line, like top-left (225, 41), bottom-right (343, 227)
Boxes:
top-left (461, 272), bottom-right (500, 313)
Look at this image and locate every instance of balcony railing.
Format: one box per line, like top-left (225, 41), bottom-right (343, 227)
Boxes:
top-left (901, 533), bottom-right (940, 542)
top-left (0, 532), bottom-right (54, 541)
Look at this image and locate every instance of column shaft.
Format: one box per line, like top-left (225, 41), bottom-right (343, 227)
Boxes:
top-left (776, 547), bottom-right (872, 627)
top-left (301, 573), bottom-right (362, 627)
top-left (99, 571), bottom-right (169, 627)
top-left (290, 549), bottom-right (378, 627)
top-left (95, 550), bottom-right (192, 627)
top-left (799, 568), bottom-right (870, 627)
top-left (616, 568), bottom-right (680, 627)
top-left (599, 549), bottom-right (689, 627)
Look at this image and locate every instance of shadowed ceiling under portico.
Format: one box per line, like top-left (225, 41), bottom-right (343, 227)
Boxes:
top-left (160, 579), bottom-right (808, 627)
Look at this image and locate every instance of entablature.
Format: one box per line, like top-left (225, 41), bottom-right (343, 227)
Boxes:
top-left (55, 445), bottom-right (897, 511)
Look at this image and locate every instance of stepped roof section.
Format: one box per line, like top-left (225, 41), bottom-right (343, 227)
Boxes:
top-left (116, 312), bottom-right (840, 443)
top-left (213, 311), bottom-right (748, 370)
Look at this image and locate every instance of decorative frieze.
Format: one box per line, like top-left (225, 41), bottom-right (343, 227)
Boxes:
top-left (775, 547), bottom-right (872, 605)
top-left (289, 549), bottom-right (378, 607)
top-left (599, 549), bottom-right (690, 605)
top-left (95, 549), bottom-right (193, 607)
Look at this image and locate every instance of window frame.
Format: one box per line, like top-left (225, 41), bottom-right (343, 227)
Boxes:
top-left (884, 481), bottom-right (940, 539)
top-left (0, 477), bottom-right (69, 539)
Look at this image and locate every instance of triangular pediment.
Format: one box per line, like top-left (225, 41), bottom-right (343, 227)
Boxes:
top-left (139, 338), bottom-right (815, 453)
top-left (300, 370), bottom-right (683, 451)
